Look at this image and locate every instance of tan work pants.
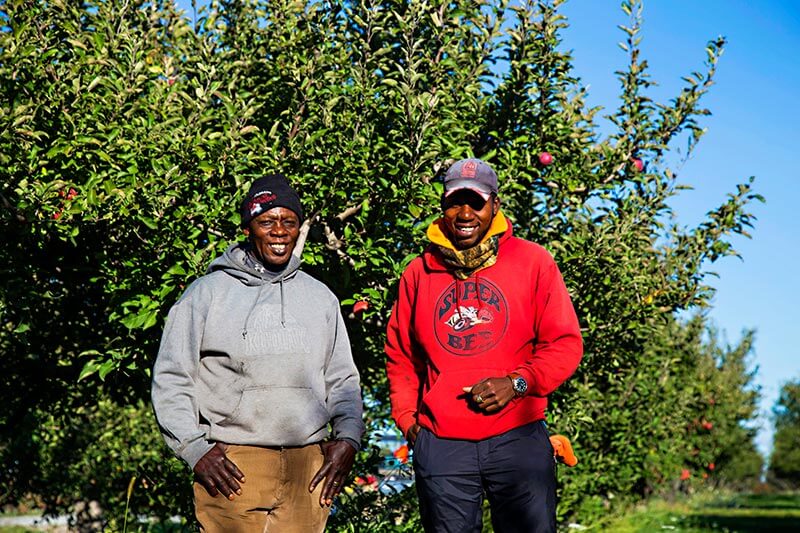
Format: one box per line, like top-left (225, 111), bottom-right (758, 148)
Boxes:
top-left (194, 443), bottom-right (330, 533)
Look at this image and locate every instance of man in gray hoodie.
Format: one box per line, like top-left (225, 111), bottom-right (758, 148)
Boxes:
top-left (152, 174), bottom-right (365, 532)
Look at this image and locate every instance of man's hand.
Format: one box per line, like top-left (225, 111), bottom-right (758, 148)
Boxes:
top-left (309, 440), bottom-right (357, 507)
top-left (462, 376), bottom-right (516, 413)
top-left (193, 443), bottom-right (245, 499)
top-left (406, 423), bottom-right (421, 448)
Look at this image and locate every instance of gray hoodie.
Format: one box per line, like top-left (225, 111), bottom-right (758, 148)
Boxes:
top-left (151, 243), bottom-right (365, 468)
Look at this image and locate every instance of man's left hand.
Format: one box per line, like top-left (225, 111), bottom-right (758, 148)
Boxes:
top-left (309, 440), bottom-right (357, 507)
top-left (462, 376), bottom-right (516, 412)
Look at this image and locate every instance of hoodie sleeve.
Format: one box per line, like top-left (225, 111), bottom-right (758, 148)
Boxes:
top-left (151, 284), bottom-right (215, 469)
top-left (384, 263), bottom-right (427, 438)
top-left (323, 298), bottom-right (365, 449)
top-left (513, 253), bottom-right (583, 397)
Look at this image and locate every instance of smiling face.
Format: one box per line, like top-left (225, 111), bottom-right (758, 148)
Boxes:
top-left (243, 207), bottom-right (300, 267)
top-left (441, 189), bottom-right (499, 250)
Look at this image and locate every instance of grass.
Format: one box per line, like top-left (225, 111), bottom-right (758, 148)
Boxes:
top-left (0, 517), bottom-right (187, 533)
top-left (2, 492), bottom-right (798, 532)
top-left (602, 492), bottom-right (800, 532)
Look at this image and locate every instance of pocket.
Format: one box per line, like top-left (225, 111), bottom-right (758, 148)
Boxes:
top-left (411, 428), bottom-right (432, 473)
top-left (420, 368), bottom-right (507, 428)
top-left (412, 427), bottom-right (428, 454)
top-left (215, 386), bottom-right (330, 442)
top-left (516, 421), bottom-right (553, 456)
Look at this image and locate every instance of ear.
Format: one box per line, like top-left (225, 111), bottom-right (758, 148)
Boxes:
top-left (242, 227), bottom-right (250, 237)
top-left (491, 195), bottom-right (500, 216)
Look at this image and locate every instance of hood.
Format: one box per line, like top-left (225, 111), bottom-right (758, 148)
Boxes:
top-left (207, 242), bottom-right (303, 331)
top-left (208, 242), bottom-right (302, 285)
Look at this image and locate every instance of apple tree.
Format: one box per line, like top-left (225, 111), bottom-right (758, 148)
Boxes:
top-left (0, 0), bottom-right (763, 528)
top-left (767, 378), bottom-right (800, 489)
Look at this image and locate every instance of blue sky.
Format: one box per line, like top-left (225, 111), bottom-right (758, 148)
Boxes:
top-left (559, 0), bottom-right (800, 457)
top-left (174, 0), bottom-right (799, 457)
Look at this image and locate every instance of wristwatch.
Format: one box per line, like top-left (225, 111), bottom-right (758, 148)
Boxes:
top-left (508, 373), bottom-right (528, 397)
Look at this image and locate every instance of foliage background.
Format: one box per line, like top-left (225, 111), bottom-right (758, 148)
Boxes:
top-left (559, 0), bottom-right (800, 464)
top-left (0, 0), bottom-right (781, 529)
top-left (768, 380), bottom-right (800, 490)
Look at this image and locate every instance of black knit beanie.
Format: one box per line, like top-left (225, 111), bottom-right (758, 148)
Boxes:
top-left (239, 174), bottom-right (304, 228)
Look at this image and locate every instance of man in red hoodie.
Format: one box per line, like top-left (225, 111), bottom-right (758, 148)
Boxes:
top-left (385, 158), bottom-right (583, 533)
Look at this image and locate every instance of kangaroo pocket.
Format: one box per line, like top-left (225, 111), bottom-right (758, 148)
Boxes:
top-left (211, 386), bottom-right (330, 444)
top-left (420, 367), bottom-right (508, 433)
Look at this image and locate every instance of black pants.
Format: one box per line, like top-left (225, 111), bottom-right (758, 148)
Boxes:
top-left (413, 421), bottom-right (556, 533)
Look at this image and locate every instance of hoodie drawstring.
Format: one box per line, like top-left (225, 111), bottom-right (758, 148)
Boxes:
top-left (242, 284), bottom-right (266, 339)
top-left (475, 270), bottom-right (484, 313)
top-left (455, 277), bottom-right (463, 321)
top-left (279, 278), bottom-right (286, 328)
top-left (454, 273), bottom-right (486, 324)
top-left (242, 278), bottom-right (288, 339)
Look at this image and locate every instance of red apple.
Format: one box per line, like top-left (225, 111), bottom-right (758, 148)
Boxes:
top-left (631, 157), bottom-right (644, 172)
top-left (538, 152), bottom-right (553, 166)
top-left (680, 469), bottom-right (690, 481)
top-left (353, 300), bottom-right (369, 314)
top-left (708, 462), bottom-right (715, 471)
top-left (701, 421), bottom-right (713, 431)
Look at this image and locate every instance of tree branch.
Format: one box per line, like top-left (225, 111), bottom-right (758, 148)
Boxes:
top-left (293, 209), bottom-right (319, 259)
top-left (0, 191), bottom-right (26, 222)
top-left (336, 203), bottom-right (362, 222)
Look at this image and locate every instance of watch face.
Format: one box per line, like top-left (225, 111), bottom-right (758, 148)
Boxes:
top-left (513, 376), bottom-right (528, 395)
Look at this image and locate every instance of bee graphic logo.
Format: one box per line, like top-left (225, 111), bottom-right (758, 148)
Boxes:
top-left (434, 279), bottom-right (508, 355)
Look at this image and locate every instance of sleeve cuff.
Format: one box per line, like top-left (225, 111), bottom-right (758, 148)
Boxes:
top-left (339, 437), bottom-right (361, 451)
top-left (332, 419), bottom-right (365, 451)
top-left (181, 439), bottom-right (215, 470)
top-left (396, 413), bottom-right (418, 440)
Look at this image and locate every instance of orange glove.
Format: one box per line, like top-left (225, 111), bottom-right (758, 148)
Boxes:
top-left (550, 435), bottom-right (578, 467)
top-left (393, 444), bottom-right (409, 464)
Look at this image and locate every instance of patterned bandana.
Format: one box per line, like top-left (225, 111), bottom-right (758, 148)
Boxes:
top-left (436, 235), bottom-right (500, 280)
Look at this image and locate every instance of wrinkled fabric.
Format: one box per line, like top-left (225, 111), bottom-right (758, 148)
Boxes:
top-left (152, 242), bottom-right (364, 468)
top-left (385, 220), bottom-right (583, 441)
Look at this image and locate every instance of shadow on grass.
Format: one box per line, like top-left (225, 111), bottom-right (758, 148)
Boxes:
top-left (686, 513), bottom-right (800, 533)
top-left (723, 493), bottom-right (800, 510)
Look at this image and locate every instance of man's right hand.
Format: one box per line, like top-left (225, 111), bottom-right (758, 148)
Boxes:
top-left (406, 424), bottom-right (421, 448)
top-left (193, 443), bottom-right (245, 499)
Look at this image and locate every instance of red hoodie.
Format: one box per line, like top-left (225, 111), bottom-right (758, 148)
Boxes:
top-left (385, 214), bottom-right (583, 440)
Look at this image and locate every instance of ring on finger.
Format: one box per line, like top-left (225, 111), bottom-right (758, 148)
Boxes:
top-left (476, 394), bottom-right (484, 404)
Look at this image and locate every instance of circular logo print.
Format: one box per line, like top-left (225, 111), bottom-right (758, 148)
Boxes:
top-left (433, 278), bottom-right (508, 355)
